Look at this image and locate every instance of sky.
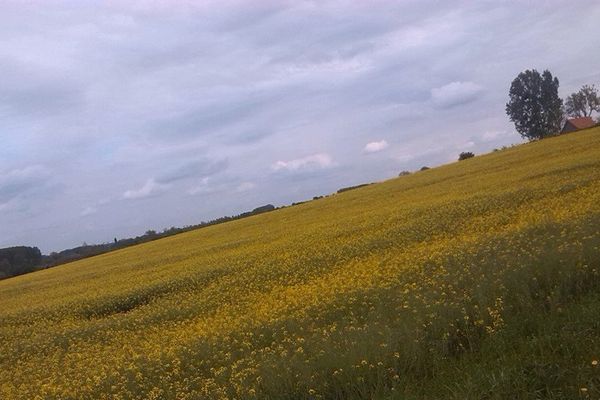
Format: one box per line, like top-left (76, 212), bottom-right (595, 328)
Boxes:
top-left (1, 0), bottom-right (600, 253)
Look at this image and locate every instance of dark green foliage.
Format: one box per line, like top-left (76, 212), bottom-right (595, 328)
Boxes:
top-left (398, 171), bottom-right (411, 177)
top-left (458, 152), bottom-right (475, 161)
top-left (337, 183), bottom-right (372, 193)
top-left (506, 69), bottom-right (564, 140)
top-left (0, 246), bottom-right (42, 279)
top-left (420, 166), bottom-right (430, 171)
top-left (251, 204), bottom-right (275, 214)
top-left (565, 84), bottom-right (600, 118)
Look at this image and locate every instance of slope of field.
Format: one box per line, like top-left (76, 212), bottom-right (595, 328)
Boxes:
top-left (1, 128), bottom-right (600, 399)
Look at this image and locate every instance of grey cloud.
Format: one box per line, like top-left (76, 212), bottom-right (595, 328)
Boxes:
top-left (123, 179), bottom-right (167, 200)
top-left (208, 3), bottom-right (288, 34)
top-left (0, 60), bottom-right (84, 118)
top-left (80, 206), bottom-right (97, 217)
top-left (0, 166), bottom-right (50, 205)
top-left (121, 157), bottom-right (229, 201)
top-left (224, 128), bottom-right (274, 145)
top-left (156, 158), bottom-right (229, 184)
top-left (431, 81), bottom-right (484, 109)
top-left (0, 165), bottom-right (65, 221)
top-left (149, 99), bottom-right (272, 140)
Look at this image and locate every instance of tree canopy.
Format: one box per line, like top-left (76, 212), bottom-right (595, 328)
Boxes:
top-left (0, 246), bottom-right (42, 279)
top-left (458, 151), bottom-right (475, 161)
top-left (565, 84), bottom-right (600, 118)
top-left (506, 69), bottom-right (564, 140)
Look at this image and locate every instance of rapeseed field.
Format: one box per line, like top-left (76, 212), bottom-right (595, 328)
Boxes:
top-left (1, 128), bottom-right (600, 399)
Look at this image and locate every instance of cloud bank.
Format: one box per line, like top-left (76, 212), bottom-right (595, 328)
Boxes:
top-left (1, 1), bottom-right (599, 251)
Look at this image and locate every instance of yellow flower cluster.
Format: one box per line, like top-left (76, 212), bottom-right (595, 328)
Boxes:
top-left (1, 128), bottom-right (600, 399)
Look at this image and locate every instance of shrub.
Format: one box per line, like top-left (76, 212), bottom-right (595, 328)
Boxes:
top-left (337, 183), bottom-right (371, 194)
top-left (459, 152), bottom-right (475, 161)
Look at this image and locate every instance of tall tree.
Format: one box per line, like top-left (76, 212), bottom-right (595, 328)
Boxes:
top-left (0, 246), bottom-right (42, 278)
top-left (506, 69), bottom-right (564, 140)
top-left (565, 84), bottom-right (600, 118)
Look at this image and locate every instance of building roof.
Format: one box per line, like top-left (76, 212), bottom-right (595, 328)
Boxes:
top-left (566, 116), bottom-right (595, 130)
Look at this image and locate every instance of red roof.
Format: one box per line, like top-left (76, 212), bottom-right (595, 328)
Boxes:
top-left (567, 116), bottom-right (595, 130)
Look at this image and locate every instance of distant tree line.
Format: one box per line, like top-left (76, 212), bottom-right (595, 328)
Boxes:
top-left (0, 204), bottom-right (276, 280)
top-left (337, 183), bottom-right (373, 194)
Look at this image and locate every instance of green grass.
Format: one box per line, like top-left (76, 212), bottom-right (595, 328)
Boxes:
top-left (406, 291), bottom-right (600, 400)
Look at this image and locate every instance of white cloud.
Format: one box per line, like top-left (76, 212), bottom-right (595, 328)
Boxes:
top-left (272, 153), bottom-right (334, 172)
top-left (481, 130), bottom-right (510, 142)
top-left (364, 140), bottom-right (389, 153)
top-left (236, 181), bottom-right (256, 192)
top-left (431, 81), bottom-right (483, 108)
top-left (394, 153), bottom-right (416, 163)
top-left (123, 179), bottom-right (167, 199)
top-left (80, 206), bottom-right (97, 216)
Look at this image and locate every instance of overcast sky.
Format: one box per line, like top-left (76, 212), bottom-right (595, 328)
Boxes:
top-left (1, 0), bottom-right (599, 253)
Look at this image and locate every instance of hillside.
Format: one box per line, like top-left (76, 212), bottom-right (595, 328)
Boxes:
top-left (1, 128), bottom-right (600, 399)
